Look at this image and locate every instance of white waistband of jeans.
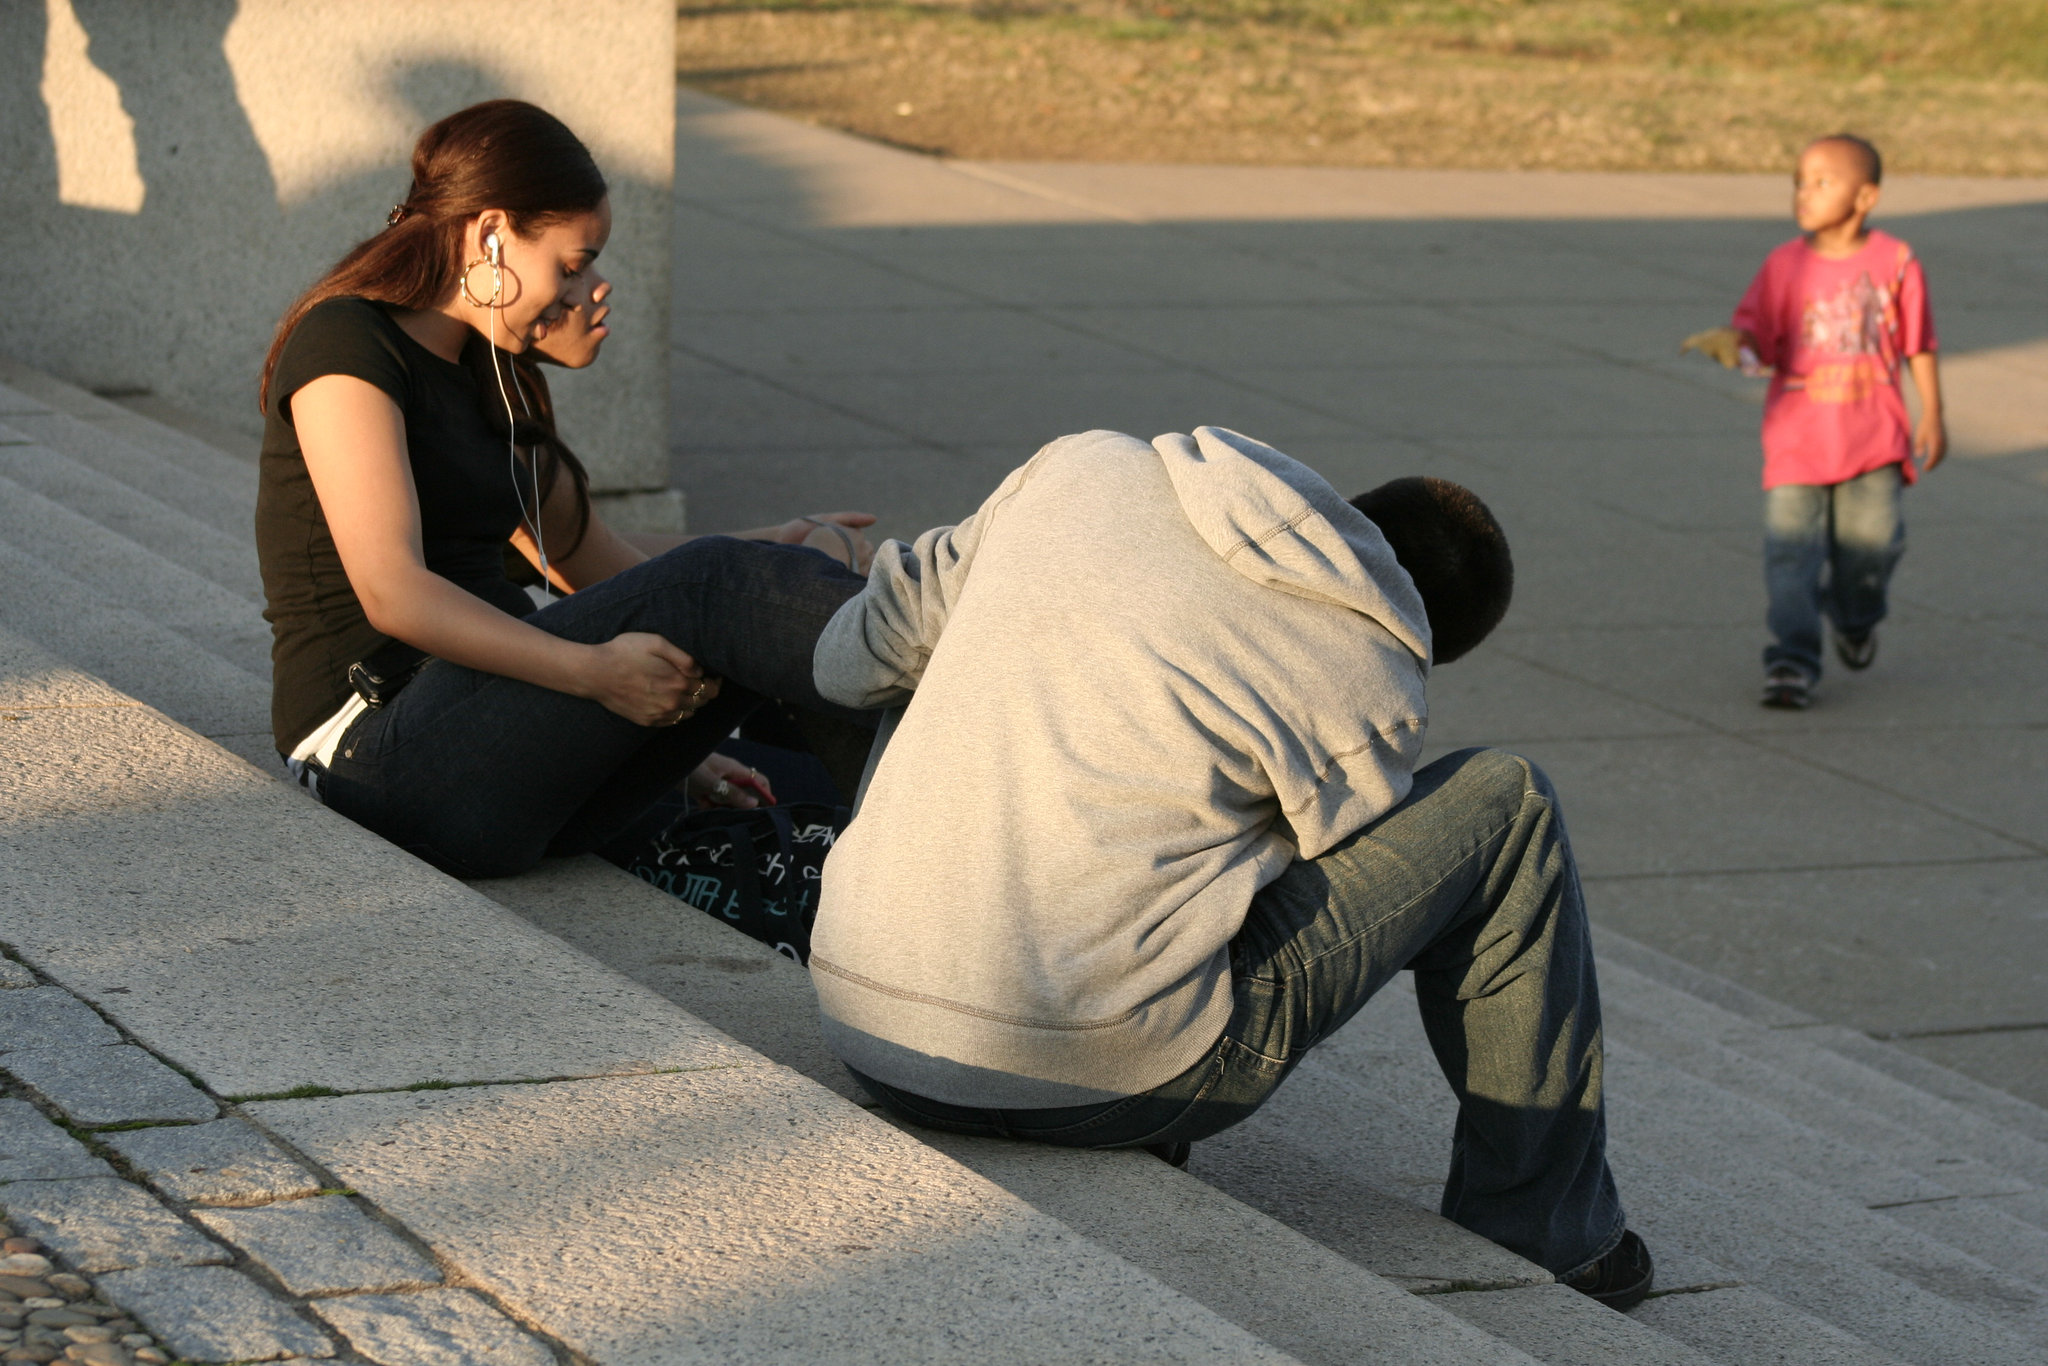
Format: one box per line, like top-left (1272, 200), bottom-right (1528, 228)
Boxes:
top-left (285, 693), bottom-right (369, 800)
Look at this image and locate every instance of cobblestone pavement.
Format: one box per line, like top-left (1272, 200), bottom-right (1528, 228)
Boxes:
top-left (0, 958), bottom-right (559, 1365)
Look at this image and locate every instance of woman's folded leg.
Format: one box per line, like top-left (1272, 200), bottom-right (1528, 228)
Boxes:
top-left (321, 538), bottom-right (871, 877)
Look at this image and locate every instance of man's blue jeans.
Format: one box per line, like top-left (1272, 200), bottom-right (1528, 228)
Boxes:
top-left (320, 537), bottom-right (870, 879)
top-left (1764, 464), bottom-right (1905, 679)
top-left (850, 747), bottom-right (1625, 1278)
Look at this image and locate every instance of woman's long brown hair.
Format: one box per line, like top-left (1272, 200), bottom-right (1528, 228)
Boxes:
top-left (260, 100), bottom-right (606, 551)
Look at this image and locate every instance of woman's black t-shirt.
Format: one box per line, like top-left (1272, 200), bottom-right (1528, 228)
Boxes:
top-left (258, 297), bottom-right (535, 754)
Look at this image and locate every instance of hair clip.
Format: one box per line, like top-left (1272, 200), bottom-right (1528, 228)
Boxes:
top-left (386, 203), bottom-right (409, 227)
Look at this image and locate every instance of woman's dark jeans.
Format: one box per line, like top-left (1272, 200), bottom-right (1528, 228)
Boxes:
top-left (851, 747), bottom-right (1624, 1278)
top-left (320, 537), bottom-right (870, 879)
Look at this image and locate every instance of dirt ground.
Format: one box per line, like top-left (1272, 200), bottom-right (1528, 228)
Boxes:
top-left (676, 0), bottom-right (2048, 174)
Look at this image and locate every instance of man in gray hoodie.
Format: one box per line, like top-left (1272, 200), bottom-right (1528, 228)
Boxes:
top-left (810, 426), bottom-right (1650, 1309)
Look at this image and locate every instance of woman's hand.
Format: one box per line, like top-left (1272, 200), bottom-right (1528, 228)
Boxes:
top-left (687, 753), bottom-right (775, 809)
top-left (580, 632), bottom-right (721, 726)
top-left (771, 512), bottom-right (877, 573)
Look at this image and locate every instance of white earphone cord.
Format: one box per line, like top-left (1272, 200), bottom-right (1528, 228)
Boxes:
top-left (487, 242), bottom-right (551, 601)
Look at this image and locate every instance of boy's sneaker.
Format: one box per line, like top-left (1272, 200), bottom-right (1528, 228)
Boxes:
top-left (1563, 1229), bottom-right (1655, 1312)
top-left (1761, 665), bottom-right (1813, 709)
top-left (1834, 628), bottom-right (1877, 671)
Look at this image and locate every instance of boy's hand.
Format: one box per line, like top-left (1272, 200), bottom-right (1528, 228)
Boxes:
top-left (1915, 411), bottom-right (1948, 472)
top-left (1908, 351), bottom-right (1946, 473)
top-left (1680, 326), bottom-right (1745, 369)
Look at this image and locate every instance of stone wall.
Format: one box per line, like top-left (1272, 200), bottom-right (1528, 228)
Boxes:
top-left (0, 0), bottom-right (675, 505)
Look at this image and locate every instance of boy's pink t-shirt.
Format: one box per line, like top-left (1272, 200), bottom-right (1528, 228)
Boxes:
top-left (1732, 229), bottom-right (1937, 489)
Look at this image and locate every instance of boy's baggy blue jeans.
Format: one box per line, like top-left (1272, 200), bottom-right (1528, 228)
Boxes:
top-left (1763, 463), bottom-right (1905, 679)
top-left (849, 747), bottom-right (1626, 1279)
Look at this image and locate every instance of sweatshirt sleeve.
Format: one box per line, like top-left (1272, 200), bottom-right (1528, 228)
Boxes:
top-left (813, 454), bottom-right (1036, 709)
top-left (1269, 641), bottom-right (1428, 860)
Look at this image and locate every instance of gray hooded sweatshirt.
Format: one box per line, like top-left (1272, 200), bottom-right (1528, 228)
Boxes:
top-left (810, 427), bottom-right (1431, 1108)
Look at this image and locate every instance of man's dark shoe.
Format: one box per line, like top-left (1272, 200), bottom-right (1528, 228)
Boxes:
top-left (1563, 1229), bottom-right (1654, 1312)
top-left (1144, 1141), bottom-right (1191, 1168)
top-left (1761, 664), bottom-right (1814, 709)
top-left (1834, 628), bottom-right (1877, 671)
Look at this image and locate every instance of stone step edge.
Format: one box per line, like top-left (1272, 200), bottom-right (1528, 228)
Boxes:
top-left (0, 471), bottom-right (270, 678)
top-left (0, 433), bottom-right (263, 606)
top-left (0, 357), bottom-right (257, 502)
top-left (1593, 926), bottom-right (2048, 1147)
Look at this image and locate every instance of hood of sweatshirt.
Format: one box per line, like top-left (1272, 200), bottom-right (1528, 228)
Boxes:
top-left (1152, 426), bottom-right (1432, 668)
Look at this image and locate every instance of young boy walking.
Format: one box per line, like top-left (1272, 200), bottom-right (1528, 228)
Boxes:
top-left (1684, 134), bottom-right (1945, 709)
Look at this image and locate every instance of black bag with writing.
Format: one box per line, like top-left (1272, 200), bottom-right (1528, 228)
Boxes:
top-left (604, 803), bottom-right (848, 963)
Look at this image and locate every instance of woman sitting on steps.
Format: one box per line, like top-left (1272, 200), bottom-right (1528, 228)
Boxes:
top-left (256, 99), bottom-right (876, 878)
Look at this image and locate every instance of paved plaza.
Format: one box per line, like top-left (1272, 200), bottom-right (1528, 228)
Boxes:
top-left (664, 91), bottom-right (2048, 1105)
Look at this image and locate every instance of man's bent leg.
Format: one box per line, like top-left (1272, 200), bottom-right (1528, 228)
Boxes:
top-left (1225, 746), bottom-right (1620, 1276)
top-left (1401, 752), bottom-right (1620, 1278)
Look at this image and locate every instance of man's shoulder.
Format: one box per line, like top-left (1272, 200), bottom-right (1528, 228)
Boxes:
top-left (1034, 429), bottom-right (1156, 465)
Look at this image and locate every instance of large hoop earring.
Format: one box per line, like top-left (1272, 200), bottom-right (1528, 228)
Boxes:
top-left (460, 256), bottom-right (501, 308)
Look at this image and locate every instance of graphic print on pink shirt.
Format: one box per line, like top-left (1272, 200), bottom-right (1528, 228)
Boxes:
top-left (1733, 229), bottom-right (1937, 489)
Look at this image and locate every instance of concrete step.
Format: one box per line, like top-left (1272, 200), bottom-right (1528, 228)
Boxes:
top-left (1598, 931), bottom-right (2048, 1166)
top-left (1606, 1053), bottom-right (2048, 1349)
top-left (1310, 966), bottom-right (2048, 1277)
top-left (1601, 979), bottom-right (2036, 1200)
top-left (0, 360), bottom-right (257, 517)
top-left (1329, 983), bottom-right (2048, 1363)
top-left (0, 427), bottom-right (262, 602)
top-left (0, 535), bottom-right (270, 746)
top-left (0, 472), bottom-right (270, 676)
top-left (1629, 1286), bottom-right (1915, 1366)
top-left (0, 626), bottom-right (1317, 1364)
top-left (0, 379), bottom-right (255, 543)
top-left (1616, 1147), bottom-right (2048, 1366)
top-left (1599, 969), bottom-right (2048, 1280)
top-left (1596, 945), bottom-right (2048, 1192)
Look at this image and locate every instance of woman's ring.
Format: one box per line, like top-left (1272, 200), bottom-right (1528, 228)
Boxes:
top-left (712, 778), bottom-right (733, 800)
top-left (689, 681), bottom-right (708, 702)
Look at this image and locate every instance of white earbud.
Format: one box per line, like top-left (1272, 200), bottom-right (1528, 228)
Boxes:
top-left (479, 226), bottom-right (549, 600)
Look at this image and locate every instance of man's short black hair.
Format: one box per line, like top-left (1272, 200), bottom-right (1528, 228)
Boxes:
top-left (1349, 477), bottom-right (1512, 665)
top-left (1817, 132), bottom-right (1883, 185)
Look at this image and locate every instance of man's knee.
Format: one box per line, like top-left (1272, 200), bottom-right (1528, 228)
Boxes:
top-left (1421, 746), bottom-right (1554, 813)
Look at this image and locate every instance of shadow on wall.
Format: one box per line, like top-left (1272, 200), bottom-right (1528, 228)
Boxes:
top-left (0, 1), bottom-right (673, 498)
top-left (3, 4), bottom-right (515, 420)
top-left (0, 3), bottom-right (475, 417)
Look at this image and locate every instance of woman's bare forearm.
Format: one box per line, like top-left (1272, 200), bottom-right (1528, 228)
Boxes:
top-left (362, 562), bottom-right (598, 697)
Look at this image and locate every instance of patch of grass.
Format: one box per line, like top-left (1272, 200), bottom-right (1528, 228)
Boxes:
top-left (678, 0), bottom-right (2048, 172)
top-left (225, 1083), bottom-right (343, 1103)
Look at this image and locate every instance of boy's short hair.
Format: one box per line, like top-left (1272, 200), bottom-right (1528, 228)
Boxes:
top-left (1815, 133), bottom-right (1883, 185)
top-left (1349, 477), bottom-right (1512, 665)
